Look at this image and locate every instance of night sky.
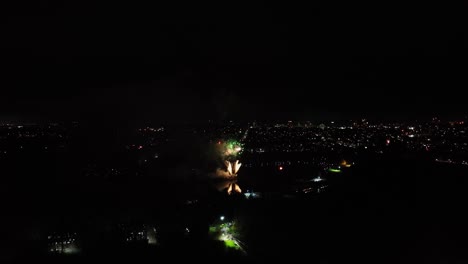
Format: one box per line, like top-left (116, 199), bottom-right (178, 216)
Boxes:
top-left (1, 1), bottom-right (467, 123)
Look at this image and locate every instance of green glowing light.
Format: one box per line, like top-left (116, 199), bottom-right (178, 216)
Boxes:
top-left (224, 139), bottom-right (243, 157)
top-left (329, 168), bottom-right (341, 173)
top-left (209, 226), bottom-right (217, 233)
top-left (210, 221), bottom-right (241, 251)
top-left (224, 240), bottom-right (239, 249)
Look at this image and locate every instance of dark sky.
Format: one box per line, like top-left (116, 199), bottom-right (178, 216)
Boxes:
top-left (1, 1), bottom-right (467, 123)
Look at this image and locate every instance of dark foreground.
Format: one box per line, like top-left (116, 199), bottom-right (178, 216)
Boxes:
top-left (2, 155), bottom-right (468, 263)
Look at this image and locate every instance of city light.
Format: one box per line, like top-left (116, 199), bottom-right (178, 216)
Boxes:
top-left (313, 176), bottom-right (324, 182)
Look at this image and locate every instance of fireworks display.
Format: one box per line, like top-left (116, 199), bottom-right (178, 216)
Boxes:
top-left (227, 181), bottom-right (242, 195)
top-left (224, 160), bottom-right (242, 176)
top-left (214, 139), bottom-right (244, 194)
top-left (222, 139), bottom-right (243, 159)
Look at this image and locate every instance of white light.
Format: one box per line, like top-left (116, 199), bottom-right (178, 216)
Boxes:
top-left (220, 216), bottom-right (225, 221)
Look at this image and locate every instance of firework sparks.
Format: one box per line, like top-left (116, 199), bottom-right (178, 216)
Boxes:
top-left (233, 160), bottom-right (242, 175)
top-left (222, 139), bottom-right (243, 158)
top-left (224, 160), bottom-right (241, 176)
top-left (212, 138), bottom-right (244, 194)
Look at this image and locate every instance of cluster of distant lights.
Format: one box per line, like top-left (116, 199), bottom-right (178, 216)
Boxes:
top-left (48, 233), bottom-right (79, 254)
top-left (276, 160), bottom-right (351, 173)
top-left (243, 121), bottom-right (467, 156)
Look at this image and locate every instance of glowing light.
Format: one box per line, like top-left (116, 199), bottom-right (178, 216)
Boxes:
top-left (234, 184), bottom-right (242, 193)
top-left (224, 240), bottom-right (239, 249)
top-left (223, 139), bottom-right (243, 157)
top-left (220, 216), bottom-right (225, 221)
top-left (224, 160), bottom-right (241, 176)
top-left (312, 176), bottom-right (324, 182)
top-left (339, 160), bottom-right (352, 167)
top-left (226, 182), bottom-right (242, 195)
top-left (233, 160), bottom-right (241, 174)
top-left (328, 168), bottom-right (341, 173)
top-left (225, 161), bottom-right (233, 175)
top-left (279, 166), bottom-right (283, 171)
